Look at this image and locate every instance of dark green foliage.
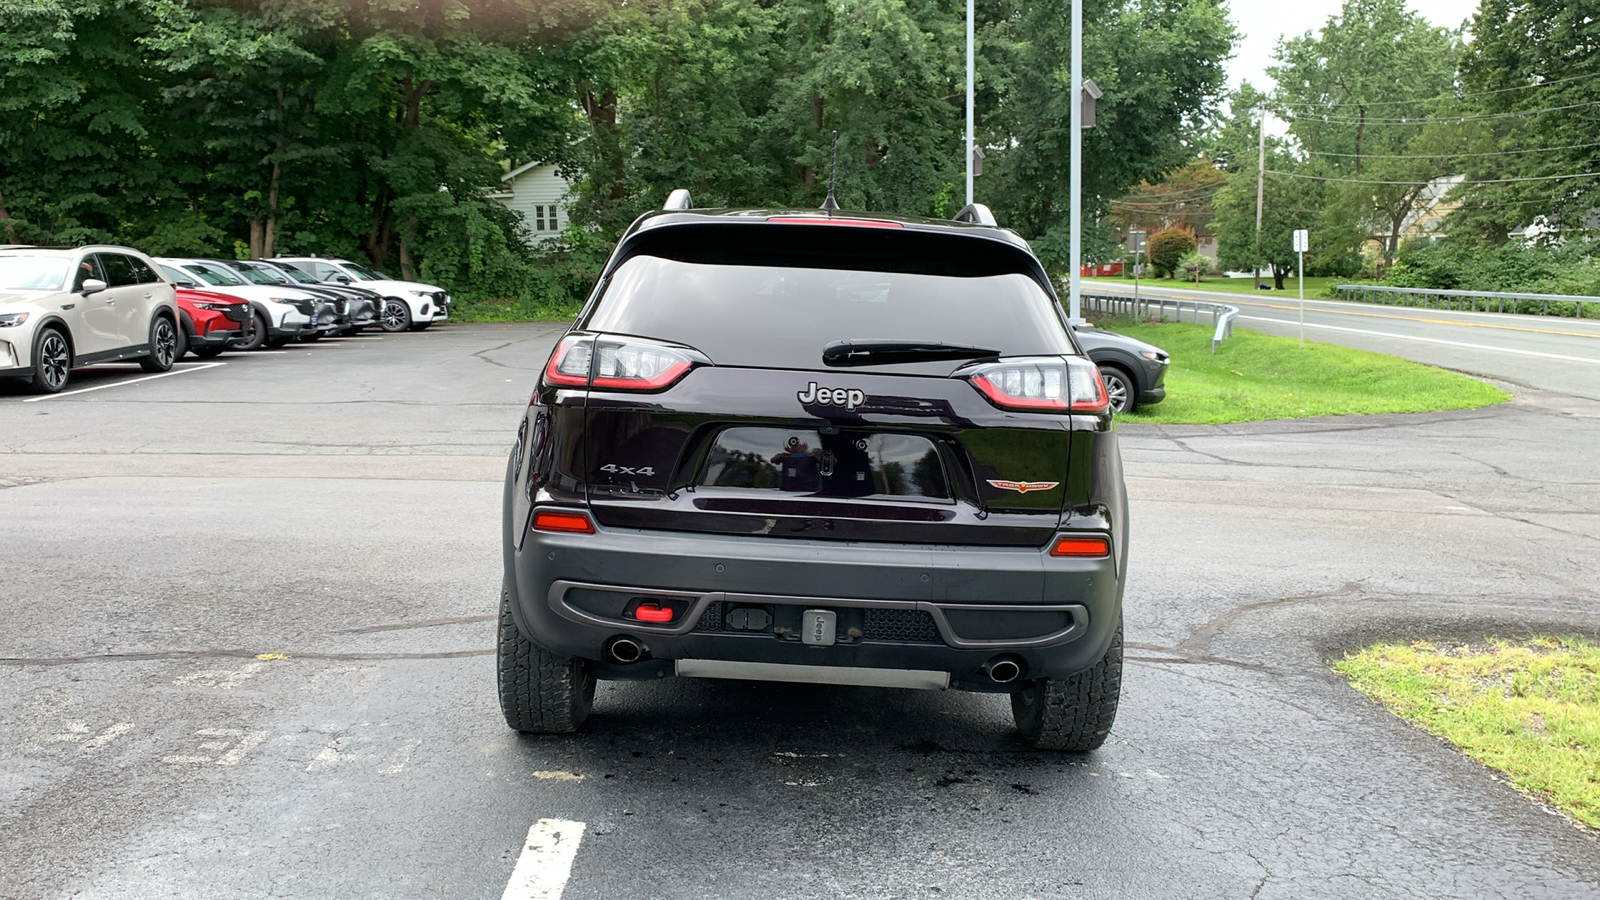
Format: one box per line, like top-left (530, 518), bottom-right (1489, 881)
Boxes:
top-left (1146, 226), bottom-right (1196, 278)
top-left (0, 0), bottom-right (1236, 316)
top-left (1387, 237), bottom-right (1600, 297)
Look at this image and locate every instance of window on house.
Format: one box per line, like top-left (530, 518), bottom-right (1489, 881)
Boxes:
top-left (535, 206), bottom-right (545, 231)
top-left (550, 207), bottom-right (559, 231)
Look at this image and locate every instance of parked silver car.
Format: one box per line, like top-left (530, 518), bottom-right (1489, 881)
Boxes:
top-left (0, 246), bottom-right (181, 393)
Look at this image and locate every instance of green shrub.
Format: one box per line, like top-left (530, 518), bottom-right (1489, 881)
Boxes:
top-left (1147, 226), bottom-right (1197, 278)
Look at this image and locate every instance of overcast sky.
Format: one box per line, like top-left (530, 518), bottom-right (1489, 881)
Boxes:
top-left (1226, 0), bottom-right (1479, 91)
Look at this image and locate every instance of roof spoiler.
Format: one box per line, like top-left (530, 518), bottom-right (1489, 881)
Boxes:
top-left (952, 203), bottom-right (997, 226)
top-left (663, 189), bottom-right (693, 211)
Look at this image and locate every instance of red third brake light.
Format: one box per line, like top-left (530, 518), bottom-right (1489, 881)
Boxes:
top-left (532, 509), bottom-right (595, 534)
top-left (764, 216), bottom-right (904, 228)
top-left (1049, 535), bottom-right (1110, 558)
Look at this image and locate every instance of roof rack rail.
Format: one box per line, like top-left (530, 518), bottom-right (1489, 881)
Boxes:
top-left (952, 203), bottom-right (997, 226)
top-left (663, 189), bottom-right (694, 211)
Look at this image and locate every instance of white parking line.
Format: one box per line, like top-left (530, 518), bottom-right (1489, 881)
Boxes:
top-left (1237, 316), bottom-right (1600, 365)
top-left (22, 362), bottom-right (226, 402)
top-left (502, 819), bottom-right (586, 900)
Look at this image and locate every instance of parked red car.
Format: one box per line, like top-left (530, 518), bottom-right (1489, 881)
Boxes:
top-left (175, 287), bottom-right (252, 358)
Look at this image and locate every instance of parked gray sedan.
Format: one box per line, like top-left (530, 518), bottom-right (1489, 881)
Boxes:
top-left (1071, 325), bottom-right (1168, 413)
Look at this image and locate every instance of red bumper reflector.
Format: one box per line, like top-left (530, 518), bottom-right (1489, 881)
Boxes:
top-left (532, 510), bottom-right (595, 534)
top-left (1049, 536), bottom-right (1110, 558)
top-left (631, 603), bottom-right (674, 623)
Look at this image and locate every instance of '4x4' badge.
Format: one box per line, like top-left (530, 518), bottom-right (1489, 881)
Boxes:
top-left (987, 479), bottom-right (1060, 493)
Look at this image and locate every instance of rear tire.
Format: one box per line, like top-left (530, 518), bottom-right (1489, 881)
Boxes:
top-left (1011, 621), bottom-right (1122, 752)
top-left (497, 579), bottom-right (595, 733)
top-left (379, 298), bottom-right (411, 332)
top-left (30, 327), bottom-right (71, 393)
top-left (1099, 366), bottom-right (1136, 414)
top-left (138, 315), bottom-right (177, 373)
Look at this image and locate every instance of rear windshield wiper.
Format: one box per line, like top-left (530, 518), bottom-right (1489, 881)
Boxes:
top-left (823, 339), bottom-right (1002, 367)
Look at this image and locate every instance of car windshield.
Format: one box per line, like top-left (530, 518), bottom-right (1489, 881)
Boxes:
top-left (182, 263), bottom-right (245, 286)
top-left (271, 263), bottom-right (320, 284)
top-left (0, 256), bottom-right (71, 291)
top-left (236, 262), bottom-right (291, 285)
top-left (585, 256), bottom-right (1073, 372)
top-left (344, 263), bottom-right (388, 281)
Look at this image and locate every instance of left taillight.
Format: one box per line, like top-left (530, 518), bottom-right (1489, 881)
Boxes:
top-left (538, 334), bottom-right (704, 394)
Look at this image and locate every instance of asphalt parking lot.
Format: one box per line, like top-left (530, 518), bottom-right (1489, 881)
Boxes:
top-left (3, 324), bottom-right (1598, 899)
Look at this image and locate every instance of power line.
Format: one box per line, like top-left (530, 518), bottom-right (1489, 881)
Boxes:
top-left (1304, 140), bottom-right (1600, 161)
top-left (1110, 182), bottom-right (1225, 201)
top-left (1279, 72), bottom-right (1600, 112)
top-left (1277, 99), bottom-right (1600, 125)
top-left (1267, 169), bottom-right (1600, 186)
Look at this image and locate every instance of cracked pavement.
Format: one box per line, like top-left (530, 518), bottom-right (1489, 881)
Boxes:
top-left (1, 324), bottom-right (1597, 899)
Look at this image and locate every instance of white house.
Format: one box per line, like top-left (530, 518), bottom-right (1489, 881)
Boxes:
top-left (491, 162), bottom-right (572, 246)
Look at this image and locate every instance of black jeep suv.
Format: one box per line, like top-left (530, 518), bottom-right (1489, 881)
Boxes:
top-left (499, 196), bottom-right (1129, 751)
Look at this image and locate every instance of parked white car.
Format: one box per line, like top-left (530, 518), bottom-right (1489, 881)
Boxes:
top-left (273, 257), bottom-right (450, 332)
top-left (155, 258), bottom-right (317, 350)
top-left (0, 246), bottom-right (181, 393)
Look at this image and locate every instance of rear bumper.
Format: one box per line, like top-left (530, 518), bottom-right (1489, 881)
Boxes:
top-left (507, 518), bottom-right (1123, 690)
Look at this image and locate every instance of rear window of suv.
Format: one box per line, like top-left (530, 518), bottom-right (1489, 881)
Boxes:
top-left (585, 256), bottom-right (1074, 373)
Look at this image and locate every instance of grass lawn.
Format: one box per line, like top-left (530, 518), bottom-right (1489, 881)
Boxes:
top-left (1335, 638), bottom-right (1600, 831)
top-left (1082, 274), bottom-right (1352, 299)
top-left (1095, 318), bottom-right (1509, 424)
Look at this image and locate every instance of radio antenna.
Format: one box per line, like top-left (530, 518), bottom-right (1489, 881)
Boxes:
top-left (820, 130), bottom-right (840, 213)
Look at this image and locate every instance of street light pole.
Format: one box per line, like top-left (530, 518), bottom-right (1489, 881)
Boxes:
top-left (1067, 0), bottom-right (1083, 324)
top-left (965, 0), bottom-right (974, 207)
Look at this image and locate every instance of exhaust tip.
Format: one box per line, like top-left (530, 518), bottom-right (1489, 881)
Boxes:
top-left (607, 637), bottom-right (644, 664)
top-left (985, 657), bottom-right (1022, 684)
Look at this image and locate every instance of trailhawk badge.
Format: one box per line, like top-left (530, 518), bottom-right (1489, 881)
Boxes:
top-left (797, 382), bottom-right (865, 411)
top-left (988, 479), bottom-right (1060, 493)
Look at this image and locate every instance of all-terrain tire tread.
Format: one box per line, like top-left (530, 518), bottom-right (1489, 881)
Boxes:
top-left (497, 585), bottom-right (593, 733)
top-left (1012, 623), bottom-right (1123, 752)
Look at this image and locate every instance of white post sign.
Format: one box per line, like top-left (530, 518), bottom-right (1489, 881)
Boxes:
top-left (1293, 229), bottom-right (1308, 351)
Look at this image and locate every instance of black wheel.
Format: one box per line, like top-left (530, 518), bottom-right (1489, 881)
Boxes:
top-left (174, 322), bottom-right (191, 361)
top-left (1011, 621), bottom-right (1122, 752)
top-left (497, 579), bottom-right (594, 733)
top-left (138, 315), bottom-right (178, 373)
top-left (379, 298), bottom-right (412, 332)
top-left (30, 327), bottom-right (71, 393)
top-left (232, 310), bottom-right (268, 351)
top-left (1099, 366), bottom-right (1135, 414)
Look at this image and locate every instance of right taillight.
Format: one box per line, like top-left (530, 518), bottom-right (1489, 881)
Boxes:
top-left (538, 334), bottom-right (704, 393)
top-left (964, 356), bottom-right (1108, 414)
top-left (1049, 535), bottom-right (1110, 558)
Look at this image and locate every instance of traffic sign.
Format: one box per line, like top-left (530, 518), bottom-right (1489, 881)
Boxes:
top-left (1293, 229), bottom-right (1309, 253)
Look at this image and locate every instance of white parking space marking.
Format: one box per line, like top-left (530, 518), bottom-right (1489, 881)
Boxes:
top-left (174, 661), bottom-right (264, 689)
top-left (502, 819), bottom-right (586, 900)
top-left (82, 723), bottom-right (135, 750)
top-left (22, 362), bottom-right (226, 402)
top-left (1237, 316), bottom-right (1600, 365)
top-left (306, 744), bottom-right (342, 772)
top-left (162, 727), bottom-right (269, 766)
top-left (386, 739), bottom-right (420, 774)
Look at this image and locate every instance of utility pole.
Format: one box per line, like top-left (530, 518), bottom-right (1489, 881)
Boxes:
top-left (965, 0), bottom-right (974, 207)
top-left (1067, 0), bottom-right (1084, 324)
top-left (1253, 106), bottom-right (1266, 291)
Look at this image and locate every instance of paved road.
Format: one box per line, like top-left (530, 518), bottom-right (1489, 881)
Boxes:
top-left (2, 325), bottom-right (1598, 898)
top-left (1085, 281), bottom-right (1600, 401)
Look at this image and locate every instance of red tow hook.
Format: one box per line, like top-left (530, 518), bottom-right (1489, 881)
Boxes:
top-left (631, 603), bottom-right (674, 623)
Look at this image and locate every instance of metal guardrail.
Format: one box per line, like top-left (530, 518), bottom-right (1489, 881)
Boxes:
top-left (1080, 291), bottom-right (1239, 353)
top-left (1335, 283), bottom-right (1596, 319)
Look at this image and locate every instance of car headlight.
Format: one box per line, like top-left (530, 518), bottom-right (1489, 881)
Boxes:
top-left (1141, 350), bottom-right (1168, 363)
top-left (193, 302), bottom-right (231, 311)
top-left (0, 312), bottom-right (29, 327)
top-left (408, 290), bottom-right (431, 298)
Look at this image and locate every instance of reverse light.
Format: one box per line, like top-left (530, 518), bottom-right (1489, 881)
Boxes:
top-left (1049, 535), bottom-right (1110, 558)
top-left (532, 509), bottom-right (595, 534)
